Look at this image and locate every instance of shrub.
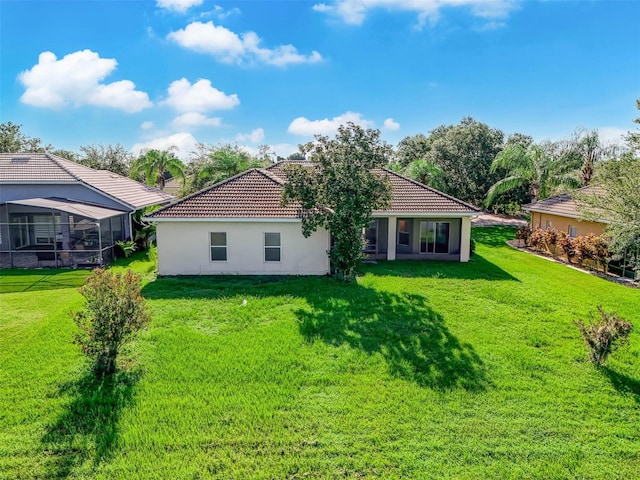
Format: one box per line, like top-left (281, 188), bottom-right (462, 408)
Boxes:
top-left (575, 306), bottom-right (633, 366)
top-left (592, 235), bottom-right (611, 274)
top-left (543, 227), bottom-right (559, 257)
top-left (72, 268), bottom-right (151, 375)
top-left (574, 234), bottom-right (596, 267)
top-left (558, 232), bottom-right (576, 263)
top-left (529, 228), bottom-right (545, 251)
top-left (515, 225), bottom-right (532, 247)
top-left (115, 239), bottom-right (137, 258)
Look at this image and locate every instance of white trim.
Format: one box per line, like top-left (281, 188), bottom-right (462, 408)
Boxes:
top-left (372, 211), bottom-right (478, 218)
top-left (145, 217), bottom-right (303, 223)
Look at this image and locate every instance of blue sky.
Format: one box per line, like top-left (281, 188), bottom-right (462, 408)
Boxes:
top-left (1, 0), bottom-right (639, 159)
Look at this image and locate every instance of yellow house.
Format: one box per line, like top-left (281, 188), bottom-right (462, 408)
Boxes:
top-left (523, 186), bottom-right (606, 238)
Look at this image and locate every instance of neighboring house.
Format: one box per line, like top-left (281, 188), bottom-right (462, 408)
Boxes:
top-left (523, 185), bottom-right (606, 238)
top-left (163, 177), bottom-right (183, 196)
top-left (146, 162), bottom-right (481, 276)
top-left (0, 153), bottom-right (173, 268)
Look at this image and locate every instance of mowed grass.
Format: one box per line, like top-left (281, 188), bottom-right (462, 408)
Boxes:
top-left (1, 227), bottom-right (639, 479)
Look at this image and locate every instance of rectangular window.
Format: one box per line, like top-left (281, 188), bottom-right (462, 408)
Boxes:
top-left (420, 221), bottom-right (450, 254)
top-left (568, 226), bottom-right (577, 238)
top-left (398, 219), bottom-right (410, 246)
top-left (210, 232), bottom-right (227, 261)
top-left (264, 232), bottom-right (281, 262)
top-left (364, 219), bottom-right (378, 253)
top-left (545, 220), bottom-right (552, 229)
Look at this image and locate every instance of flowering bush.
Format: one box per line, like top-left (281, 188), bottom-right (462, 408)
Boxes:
top-left (575, 306), bottom-right (632, 365)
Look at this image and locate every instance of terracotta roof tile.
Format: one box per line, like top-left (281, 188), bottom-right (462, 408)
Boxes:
top-left (149, 162), bottom-right (480, 219)
top-left (148, 169), bottom-right (302, 218)
top-left (0, 153), bottom-right (173, 209)
top-left (523, 185), bottom-right (606, 220)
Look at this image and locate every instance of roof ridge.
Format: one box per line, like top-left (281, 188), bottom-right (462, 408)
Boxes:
top-left (46, 153), bottom-right (83, 182)
top-left (258, 167), bottom-right (285, 185)
top-left (148, 168), bottom-right (278, 217)
top-left (379, 167), bottom-right (481, 212)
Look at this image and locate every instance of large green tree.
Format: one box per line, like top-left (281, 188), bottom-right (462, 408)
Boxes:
top-left (183, 144), bottom-right (267, 195)
top-left (282, 123), bottom-right (392, 282)
top-left (0, 121), bottom-right (52, 153)
top-left (131, 148), bottom-right (185, 189)
top-left (78, 144), bottom-right (133, 177)
top-left (485, 142), bottom-right (581, 206)
top-left (396, 118), bottom-right (504, 206)
top-left (578, 100), bottom-right (640, 271)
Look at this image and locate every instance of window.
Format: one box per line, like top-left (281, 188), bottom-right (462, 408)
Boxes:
top-left (210, 232), bottom-right (227, 261)
top-left (420, 221), bottom-right (450, 254)
top-left (364, 219), bottom-right (378, 253)
top-left (545, 220), bottom-right (552, 229)
top-left (568, 226), bottom-right (577, 238)
top-left (264, 232), bottom-right (281, 262)
top-left (398, 219), bottom-right (410, 246)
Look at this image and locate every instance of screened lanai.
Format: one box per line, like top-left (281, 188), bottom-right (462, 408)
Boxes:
top-left (0, 197), bottom-right (128, 269)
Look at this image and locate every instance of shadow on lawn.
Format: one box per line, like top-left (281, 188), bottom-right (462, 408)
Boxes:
top-left (40, 369), bottom-right (140, 478)
top-left (362, 253), bottom-right (518, 281)
top-left (601, 367), bottom-right (640, 404)
top-left (297, 284), bottom-right (488, 391)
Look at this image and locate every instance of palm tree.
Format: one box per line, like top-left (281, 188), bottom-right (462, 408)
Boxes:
top-left (485, 143), bottom-right (580, 207)
top-left (131, 148), bottom-right (185, 189)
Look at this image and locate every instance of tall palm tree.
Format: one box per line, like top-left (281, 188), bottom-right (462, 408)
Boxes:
top-left (131, 148), bottom-right (185, 189)
top-left (485, 143), bottom-right (580, 207)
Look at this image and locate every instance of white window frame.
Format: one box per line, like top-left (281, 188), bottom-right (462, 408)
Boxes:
top-left (545, 220), bottom-right (552, 229)
top-left (568, 225), bottom-right (577, 238)
top-left (264, 232), bottom-right (281, 262)
top-left (209, 232), bottom-right (227, 262)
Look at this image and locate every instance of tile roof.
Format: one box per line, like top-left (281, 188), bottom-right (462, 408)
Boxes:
top-left (0, 153), bottom-right (173, 210)
top-left (149, 162), bottom-right (479, 219)
top-left (147, 169), bottom-right (303, 218)
top-left (523, 185), bottom-right (607, 221)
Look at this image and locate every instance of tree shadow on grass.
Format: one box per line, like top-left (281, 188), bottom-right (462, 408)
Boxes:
top-left (0, 269), bottom-right (89, 294)
top-left (40, 369), bottom-right (140, 478)
top-left (601, 367), bottom-right (640, 404)
top-left (297, 284), bottom-right (488, 391)
top-left (361, 254), bottom-right (518, 281)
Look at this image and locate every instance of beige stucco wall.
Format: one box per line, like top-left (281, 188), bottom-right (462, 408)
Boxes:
top-left (156, 221), bottom-right (330, 275)
top-left (529, 212), bottom-right (605, 237)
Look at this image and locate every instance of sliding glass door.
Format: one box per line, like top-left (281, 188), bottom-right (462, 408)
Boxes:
top-left (419, 221), bottom-right (450, 254)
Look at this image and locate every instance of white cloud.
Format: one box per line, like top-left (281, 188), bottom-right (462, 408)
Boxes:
top-left (597, 127), bottom-right (627, 146)
top-left (313, 0), bottom-right (518, 27)
top-left (235, 128), bottom-right (265, 144)
top-left (202, 5), bottom-right (242, 20)
top-left (167, 21), bottom-right (323, 66)
top-left (383, 118), bottom-right (400, 131)
top-left (172, 112), bottom-right (223, 128)
top-left (141, 121), bottom-right (155, 130)
top-left (288, 112), bottom-right (375, 136)
top-left (163, 78), bottom-right (239, 113)
top-left (156, 0), bottom-right (202, 13)
top-left (132, 132), bottom-right (198, 159)
top-left (19, 50), bottom-right (151, 113)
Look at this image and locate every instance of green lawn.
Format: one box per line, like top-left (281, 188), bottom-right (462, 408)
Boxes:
top-left (1, 227), bottom-right (639, 479)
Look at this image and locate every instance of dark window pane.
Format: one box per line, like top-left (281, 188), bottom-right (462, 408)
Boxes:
top-left (435, 223), bottom-right (449, 253)
top-left (210, 232), bottom-right (226, 246)
top-left (265, 247), bottom-right (280, 262)
top-left (264, 232), bottom-right (280, 247)
top-left (211, 246), bottom-right (227, 261)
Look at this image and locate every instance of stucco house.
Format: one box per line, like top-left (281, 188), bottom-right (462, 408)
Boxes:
top-left (0, 152), bottom-right (173, 268)
top-left (523, 185), bottom-right (606, 238)
top-left (146, 162), bottom-right (480, 276)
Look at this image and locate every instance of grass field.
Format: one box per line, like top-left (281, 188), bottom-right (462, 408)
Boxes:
top-left (1, 227), bottom-right (638, 479)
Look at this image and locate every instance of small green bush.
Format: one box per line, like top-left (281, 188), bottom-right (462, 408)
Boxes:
top-left (72, 268), bottom-right (151, 375)
top-left (575, 306), bottom-right (633, 366)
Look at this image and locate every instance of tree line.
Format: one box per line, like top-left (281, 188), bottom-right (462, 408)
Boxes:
top-left (2, 99), bottom-right (638, 275)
